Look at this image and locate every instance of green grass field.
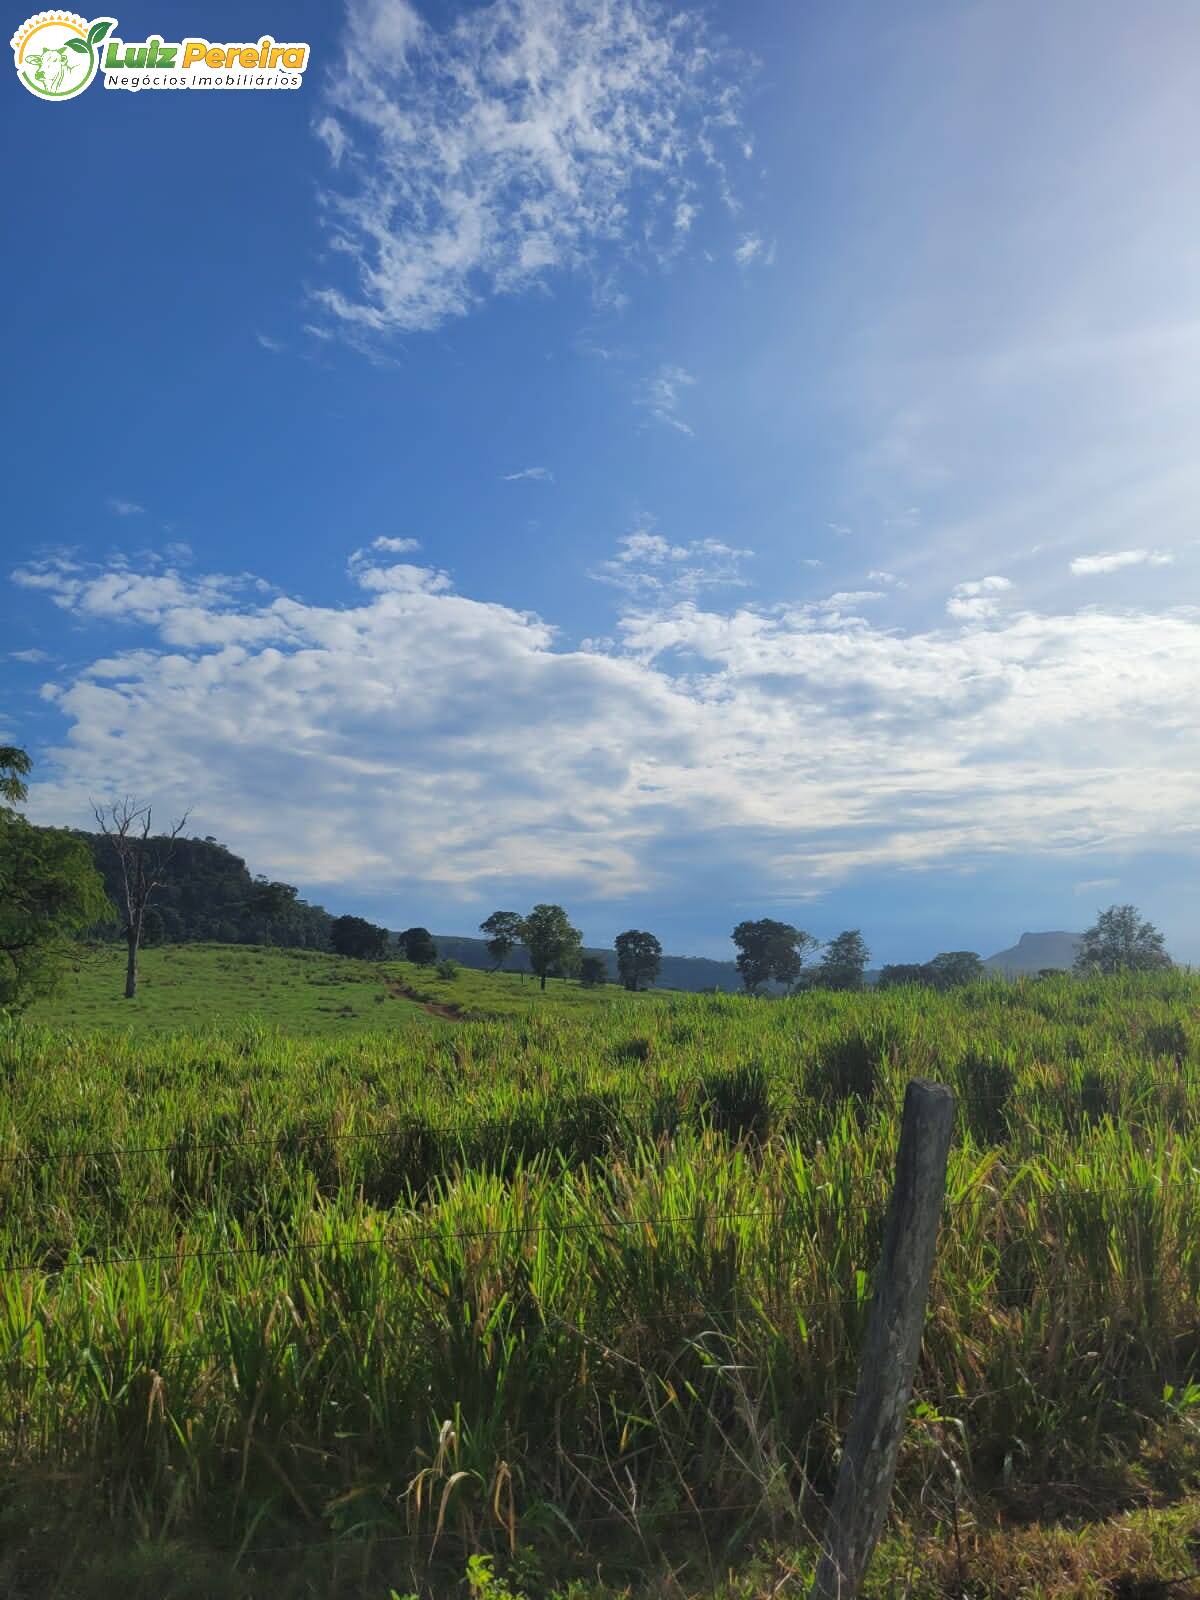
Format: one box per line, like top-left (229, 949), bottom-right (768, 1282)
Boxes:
top-left (4, 962), bottom-right (1200, 1598)
top-left (26, 942), bottom-right (667, 1034)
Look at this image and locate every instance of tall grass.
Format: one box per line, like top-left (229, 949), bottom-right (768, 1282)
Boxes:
top-left (2, 972), bottom-right (1199, 1589)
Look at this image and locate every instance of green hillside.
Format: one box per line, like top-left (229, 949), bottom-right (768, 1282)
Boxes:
top-left (24, 942), bottom-right (665, 1034)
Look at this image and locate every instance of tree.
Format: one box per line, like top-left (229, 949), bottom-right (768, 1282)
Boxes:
top-left (927, 951), bottom-right (984, 990)
top-left (520, 904), bottom-right (582, 991)
top-left (400, 926), bottom-right (438, 966)
top-left (814, 929), bottom-right (870, 991)
top-left (0, 746), bottom-right (31, 805)
top-left (1074, 905), bottom-right (1171, 975)
top-left (614, 929), bottom-right (662, 992)
top-left (93, 797), bottom-right (190, 998)
top-left (876, 963), bottom-right (931, 990)
top-left (330, 914), bottom-right (388, 960)
top-left (579, 955), bottom-right (608, 988)
top-left (480, 910), bottom-right (524, 972)
top-left (731, 919), bottom-right (819, 994)
top-left (0, 750), bottom-right (112, 1013)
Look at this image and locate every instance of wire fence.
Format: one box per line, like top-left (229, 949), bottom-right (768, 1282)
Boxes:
top-left (1, 1069), bottom-right (1196, 1168)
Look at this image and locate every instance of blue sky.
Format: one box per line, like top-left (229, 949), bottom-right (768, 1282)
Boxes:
top-left (4, 0), bottom-right (1200, 963)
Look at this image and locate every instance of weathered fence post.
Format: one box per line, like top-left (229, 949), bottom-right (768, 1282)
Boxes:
top-left (809, 1077), bottom-right (955, 1600)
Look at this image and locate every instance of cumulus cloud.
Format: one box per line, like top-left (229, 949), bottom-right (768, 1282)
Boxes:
top-left (1070, 549), bottom-right (1175, 576)
top-left (107, 497), bottom-right (144, 517)
top-left (9, 648), bottom-right (50, 663)
top-left (344, 539), bottom-right (450, 595)
top-left (14, 552), bottom-right (1200, 908)
top-left (946, 575), bottom-right (1012, 621)
top-left (313, 0), bottom-right (750, 335)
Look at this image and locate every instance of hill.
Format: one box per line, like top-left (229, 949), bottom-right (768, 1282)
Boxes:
top-left (983, 929), bottom-right (1082, 975)
top-left (79, 831), bottom-right (333, 948)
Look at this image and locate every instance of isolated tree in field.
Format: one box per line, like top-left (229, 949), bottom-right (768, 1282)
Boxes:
top-left (400, 926), bottom-right (438, 966)
top-left (480, 910), bottom-right (524, 972)
top-left (330, 914), bottom-right (388, 960)
top-left (927, 950), bottom-right (984, 989)
top-left (614, 929), bottom-right (662, 992)
top-left (1074, 905), bottom-right (1171, 975)
top-left (579, 954), bottom-right (608, 987)
top-left (0, 749), bottom-right (112, 1012)
top-left (814, 929), bottom-right (870, 991)
top-left (93, 797), bottom-right (189, 999)
top-left (732, 919), bottom-right (819, 994)
top-left (520, 904), bottom-right (582, 991)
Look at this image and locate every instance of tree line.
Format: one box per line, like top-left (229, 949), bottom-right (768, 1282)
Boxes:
top-left (0, 747), bottom-right (1176, 1011)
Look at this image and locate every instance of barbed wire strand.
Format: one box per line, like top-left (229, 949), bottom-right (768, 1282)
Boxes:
top-left (1, 1074), bottom-right (1195, 1168)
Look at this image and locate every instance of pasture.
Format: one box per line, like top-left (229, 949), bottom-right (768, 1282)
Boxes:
top-left (25, 942), bottom-right (664, 1034)
top-left (3, 969), bottom-right (1200, 1597)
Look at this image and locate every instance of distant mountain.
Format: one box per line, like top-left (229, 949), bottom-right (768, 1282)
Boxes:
top-left (983, 931), bottom-right (1081, 976)
top-left (434, 930), bottom-right (1089, 990)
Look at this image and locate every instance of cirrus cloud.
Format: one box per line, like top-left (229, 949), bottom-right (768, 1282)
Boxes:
top-left (314, 0), bottom-right (752, 336)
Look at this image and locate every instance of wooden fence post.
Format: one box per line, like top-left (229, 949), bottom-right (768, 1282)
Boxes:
top-left (809, 1077), bottom-right (955, 1600)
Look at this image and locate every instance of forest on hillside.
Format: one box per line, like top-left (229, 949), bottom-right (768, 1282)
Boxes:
top-left (79, 833), bottom-right (334, 950)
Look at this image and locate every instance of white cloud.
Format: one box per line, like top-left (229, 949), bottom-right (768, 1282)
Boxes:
top-left (107, 497), bottom-right (144, 517)
top-left (14, 553), bottom-right (1200, 903)
top-left (366, 536), bottom-right (421, 554)
top-left (674, 200), bottom-right (699, 236)
top-left (635, 364), bottom-right (697, 436)
top-left (820, 591), bottom-right (885, 610)
top-left (11, 558), bottom-right (247, 633)
top-left (313, 0), bottom-right (750, 336)
top-left (344, 539), bottom-right (447, 595)
top-left (590, 529), bottom-right (753, 596)
top-left (9, 648), bottom-right (49, 663)
top-left (256, 332), bottom-right (286, 354)
top-left (946, 575), bottom-right (1012, 621)
top-left (313, 113), bottom-right (349, 168)
top-left (1070, 549), bottom-right (1175, 576)
top-left (502, 467), bottom-right (554, 482)
top-left (733, 232), bottom-right (774, 267)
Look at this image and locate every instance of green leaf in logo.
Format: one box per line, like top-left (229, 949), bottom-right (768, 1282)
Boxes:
top-left (65, 37), bottom-right (89, 52)
top-left (86, 19), bottom-right (113, 46)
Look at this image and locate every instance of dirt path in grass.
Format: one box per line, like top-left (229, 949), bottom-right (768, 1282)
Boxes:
top-left (386, 979), bottom-right (464, 1020)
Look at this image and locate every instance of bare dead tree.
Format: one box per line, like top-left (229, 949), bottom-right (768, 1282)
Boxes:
top-left (92, 797), bottom-right (189, 999)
